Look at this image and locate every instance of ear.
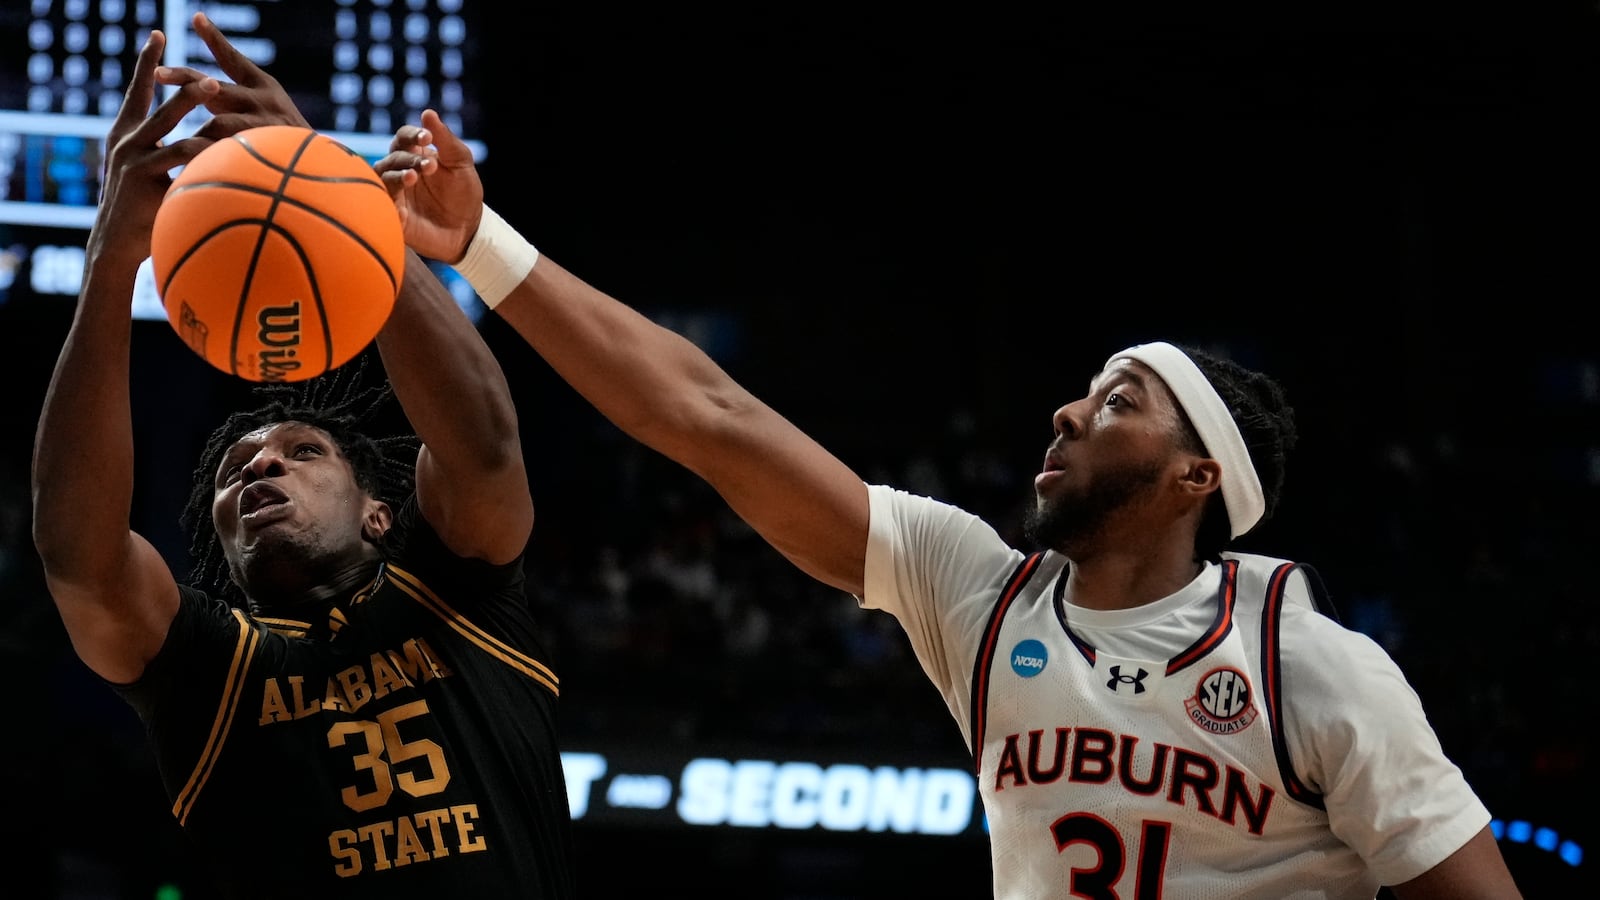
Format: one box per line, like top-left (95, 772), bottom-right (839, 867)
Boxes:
top-left (362, 499), bottom-right (393, 542)
top-left (1179, 457), bottom-right (1224, 501)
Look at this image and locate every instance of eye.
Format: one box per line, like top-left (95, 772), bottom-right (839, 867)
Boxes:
top-left (216, 457), bottom-right (246, 488)
top-left (294, 443), bottom-right (322, 457)
top-left (1105, 391), bottom-right (1127, 408)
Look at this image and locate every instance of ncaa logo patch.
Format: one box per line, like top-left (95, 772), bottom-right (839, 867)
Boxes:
top-left (1010, 639), bottom-right (1048, 677)
top-left (1184, 666), bottom-right (1259, 735)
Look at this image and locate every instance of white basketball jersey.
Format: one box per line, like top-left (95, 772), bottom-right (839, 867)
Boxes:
top-left (973, 550), bottom-right (1379, 900)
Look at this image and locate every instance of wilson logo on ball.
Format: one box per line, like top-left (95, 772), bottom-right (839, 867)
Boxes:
top-left (150, 125), bottom-right (404, 382)
top-left (256, 300), bottom-right (303, 381)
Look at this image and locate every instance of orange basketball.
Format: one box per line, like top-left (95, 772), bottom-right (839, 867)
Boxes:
top-left (150, 125), bottom-right (405, 382)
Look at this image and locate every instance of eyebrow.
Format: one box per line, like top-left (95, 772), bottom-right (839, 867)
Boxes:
top-left (1092, 365), bottom-right (1154, 396)
top-left (220, 424), bottom-right (317, 464)
top-left (220, 435), bottom-right (259, 462)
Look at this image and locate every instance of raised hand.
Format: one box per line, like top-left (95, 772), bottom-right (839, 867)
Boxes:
top-left (153, 11), bottom-right (310, 141)
top-left (375, 109), bottom-right (485, 264)
top-left (91, 29), bottom-right (219, 272)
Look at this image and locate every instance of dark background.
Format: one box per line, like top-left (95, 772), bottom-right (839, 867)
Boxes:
top-left (2, 2), bottom-right (1598, 897)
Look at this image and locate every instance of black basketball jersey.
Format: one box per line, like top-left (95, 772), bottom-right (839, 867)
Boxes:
top-left (115, 497), bottom-right (574, 898)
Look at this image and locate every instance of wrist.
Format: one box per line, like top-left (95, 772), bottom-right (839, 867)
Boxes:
top-left (452, 204), bottom-right (539, 309)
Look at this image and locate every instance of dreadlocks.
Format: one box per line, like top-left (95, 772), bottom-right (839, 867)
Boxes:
top-left (178, 353), bottom-right (420, 603)
top-left (1177, 343), bottom-right (1298, 562)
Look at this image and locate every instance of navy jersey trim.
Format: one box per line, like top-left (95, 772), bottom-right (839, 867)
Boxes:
top-left (1297, 563), bottom-right (1340, 623)
top-left (1050, 574), bottom-right (1096, 664)
top-left (1261, 562), bottom-right (1326, 809)
top-left (173, 608), bottom-right (260, 826)
top-left (1167, 558), bottom-right (1238, 676)
top-left (1053, 560), bottom-right (1238, 675)
top-left (385, 564), bottom-right (559, 696)
top-left (970, 551), bottom-right (1045, 776)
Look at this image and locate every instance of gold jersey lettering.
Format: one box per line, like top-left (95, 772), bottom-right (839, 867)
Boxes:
top-left (387, 637), bottom-right (454, 683)
top-left (321, 674), bottom-right (351, 712)
top-left (357, 820), bottom-right (397, 871)
top-left (392, 815), bottom-right (430, 867)
top-left (258, 675), bottom-right (324, 725)
top-left (369, 651), bottom-right (414, 698)
top-left (327, 804), bottom-right (485, 878)
top-left (289, 674), bottom-right (323, 718)
top-left (258, 678), bottom-right (292, 725)
top-left (414, 808), bottom-right (452, 858)
top-left (449, 804), bottom-right (486, 854)
top-left (329, 829), bottom-right (362, 877)
top-left (336, 665), bottom-right (375, 713)
top-left (258, 640), bottom-right (455, 729)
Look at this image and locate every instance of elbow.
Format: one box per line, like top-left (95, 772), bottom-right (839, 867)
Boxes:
top-left (477, 393), bottom-right (525, 472)
top-left (627, 380), bottom-right (754, 455)
top-left (481, 438), bottom-right (525, 480)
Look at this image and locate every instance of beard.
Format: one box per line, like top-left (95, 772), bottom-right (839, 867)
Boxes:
top-left (1023, 455), bottom-right (1167, 554)
top-left (229, 521), bottom-right (371, 614)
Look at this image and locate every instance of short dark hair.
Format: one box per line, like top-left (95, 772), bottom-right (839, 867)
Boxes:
top-left (178, 355), bottom-right (418, 602)
top-left (1176, 344), bottom-right (1298, 561)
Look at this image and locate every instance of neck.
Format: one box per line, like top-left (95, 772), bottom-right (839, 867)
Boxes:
top-left (1063, 545), bottom-right (1204, 612)
top-left (243, 557), bottom-right (381, 616)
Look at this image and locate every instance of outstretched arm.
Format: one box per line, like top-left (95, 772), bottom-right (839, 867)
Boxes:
top-left (31, 32), bottom-right (218, 683)
top-left (379, 111), bottom-right (868, 594)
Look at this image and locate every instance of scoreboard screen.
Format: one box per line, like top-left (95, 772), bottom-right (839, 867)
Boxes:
top-left (0, 0), bottom-right (486, 314)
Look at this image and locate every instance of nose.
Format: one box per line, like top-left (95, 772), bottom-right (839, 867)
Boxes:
top-left (1052, 398), bottom-right (1090, 440)
top-left (239, 448), bottom-right (287, 486)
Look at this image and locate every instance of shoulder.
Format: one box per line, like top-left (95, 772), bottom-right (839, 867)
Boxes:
top-left (1224, 552), bottom-right (1339, 618)
top-left (865, 484), bottom-right (1022, 584)
top-left (168, 583), bottom-right (248, 636)
top-left (863, 483), bottom-right (1025, 610)
top-left (114, 584), bottom-right (249, 710)
top-left (1222, 551), bottom-right (1411, 704)
top-left (385, 493), bottom-right (529, 602)
top-left (1274, 599), bottom-right (1422, 743)
top-left (389, 492), bottom-right (522, 565)
top-left (867, 484), bottom-right (1009, 548)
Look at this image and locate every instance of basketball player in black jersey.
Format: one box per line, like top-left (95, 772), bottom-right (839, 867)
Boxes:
top-left (31, 14), bottom-right (575, 898)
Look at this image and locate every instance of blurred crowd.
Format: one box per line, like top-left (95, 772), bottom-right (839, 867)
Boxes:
top-left (0, 336), bottom-right (1595, 896)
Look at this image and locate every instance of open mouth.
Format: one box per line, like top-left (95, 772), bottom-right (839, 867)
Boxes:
top-left (1041, 451), bottom-right (1065, 474)
top-left (239, 482), bottom-right (290, 518)
top-left (1035, 451), bottom-right (1067, 490)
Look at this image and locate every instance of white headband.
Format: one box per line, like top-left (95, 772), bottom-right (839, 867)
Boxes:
top-left (1108, 342), bottom-right (1265, 539)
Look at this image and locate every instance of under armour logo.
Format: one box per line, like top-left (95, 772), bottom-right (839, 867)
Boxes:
top-left (1106, 665), bottom-right (1150, 694)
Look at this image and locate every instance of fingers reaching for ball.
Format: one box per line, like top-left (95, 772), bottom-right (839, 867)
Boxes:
top-left (375, 125), bottom-right (437, 192)
top-left (95, 30), bottom-right (225, 269)
top-left (418, 110), bottom-right (477, 171)
top-left (377, 111), bottom-right (485, 264)
top-left (152, 11), bottom-right (310, 140)
top-left (389, 123), bottom-right (434, 155)
top-left (116, 31), bottom-right (217, 156)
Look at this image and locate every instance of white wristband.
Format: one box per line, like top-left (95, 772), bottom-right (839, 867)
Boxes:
top-left (452, 204), bottom-right (539, 309)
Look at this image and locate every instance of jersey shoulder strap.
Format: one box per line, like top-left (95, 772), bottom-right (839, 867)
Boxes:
top-left (1221, 550), bottom-right (1341, 623)
top-left (969, 550), bottom-right (1066, 774)
top-left (1223, 550), bottom-right (1338, 807)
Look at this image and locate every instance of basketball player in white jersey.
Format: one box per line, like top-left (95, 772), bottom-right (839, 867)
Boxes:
top-left (375, 112), bottom-right (1525, 899)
